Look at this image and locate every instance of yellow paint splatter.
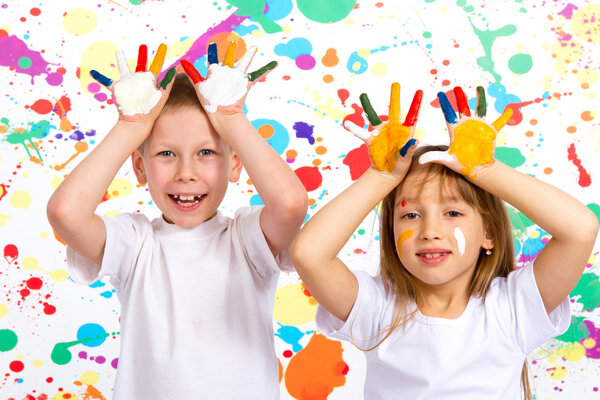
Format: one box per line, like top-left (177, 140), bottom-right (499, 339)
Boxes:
top-left (22, 256), bottom-right (38, 269)
top-left (449, 120), bottom-right (496, 179)
top-left (80, 40), bottom-right (119, 93)
top-left (314, 98), bottom-right (347, 121)
top-left (0, 214), bottom-right (11, 226)
top-left (555, 342), bottom-right (586, 362)
top-left (396, 229), bottom-right (414, 259)
top-left (372, 62), bottom-right (388, 76)
top-left (52, 391), bottom-right (79, 400)
top-left (572, 4), bottom-right (600, 44)
top-left (63, 8), bottom-right (97, 36)
top-left (273, 284), bottom-right (318, 326)
top-left (0, 303), bottom-right (8, 318)
top-left (583, 338), bottom-right (596, 349)
top-left (106, 178), bottom-right (133, 199)
top-left (81, 371), bottom-right (99, 386)
top-left (33, 359), bottom-right (43, 367)
top-left (9, 190), bottom-right (31, 209)
top-left (546, 365), bottom-right (567, 380)
top-left (51, 269), bottom-right (69, 282)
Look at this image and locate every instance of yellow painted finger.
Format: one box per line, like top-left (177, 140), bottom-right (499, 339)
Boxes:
top-left (224, 41), bottom-right (237, 68)
top-left (388, 82), bottom-right (400, 123)
top-left (149, 43), bottom-right (167, 75)
top-left (492, 107), bottom-right (513, 131)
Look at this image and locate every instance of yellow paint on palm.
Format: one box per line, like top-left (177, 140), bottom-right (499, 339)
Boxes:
top-left (449, 120), bottom-right (496, 179)
top-left (396, 229), bottom-right (413, 259)
top-left (369, 123), bottom-right (411, 172)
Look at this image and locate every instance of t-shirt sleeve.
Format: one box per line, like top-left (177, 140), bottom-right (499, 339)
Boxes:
top-left (503, 261), bottom-right (571, 355)
top-left (232, 206), bottom-right (294, 279)
top-left (66, 213), bottom-right (151, 291)
top-left (316, 270), bottom-right (394, 350)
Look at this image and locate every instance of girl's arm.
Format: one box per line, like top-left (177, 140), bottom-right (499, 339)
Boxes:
top-left (475, 161), bottom-right (597, 313)
top-left (291, 83), bottom-right (423, 322)
top-left (423, 86), bottom-right (598, 314)
top-left (47, 45), bottom-right (175, 267)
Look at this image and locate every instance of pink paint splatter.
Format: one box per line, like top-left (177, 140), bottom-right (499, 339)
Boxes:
top-left (558, 3), bottom-right (579, 19)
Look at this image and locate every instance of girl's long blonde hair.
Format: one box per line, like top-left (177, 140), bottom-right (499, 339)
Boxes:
top-left (368, 145), bottom-right (531, 399)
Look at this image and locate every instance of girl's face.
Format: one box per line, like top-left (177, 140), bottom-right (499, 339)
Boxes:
top-left (393, 169), bottom-right (494, 293)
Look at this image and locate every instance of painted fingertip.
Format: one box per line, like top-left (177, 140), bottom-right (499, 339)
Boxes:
top-left (90, 69), bottom-right (113, 87)
top-left (437, 91), bottom-right (457, 124)
top-left (179, 59), bottom-right (204, 84)
top-left (403, 90), bottom-right (423, 127)
top-left (207, 42), bottom-right (218, 65)
top-left (248, 60), bottom-right (277, 82)
top-left (399, 138), bottom-right (417, 157)
top-left (149, 43), bottom-right (167, 75)
top-left (359, 93), bottom-right (382, 127)
top-left (345, 120), bottom-right (370, 140)
top-left (159, 67), bottom-right (176, 90)
top-left (475, 86), bottom-right (486, 118)
top-left (492, 107), bottom-right (514, 131)
top-left (388, 82), bottom-right (401, 123)
top-left (135, 44), bottom-right (148, 72)
top-left (224, 41), bottom-right (237, 68)
top-left (453, 86), bottom-right (471, 117)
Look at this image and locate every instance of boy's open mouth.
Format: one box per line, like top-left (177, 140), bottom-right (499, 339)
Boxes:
top-left (168, 193), bottom-right (207, 207)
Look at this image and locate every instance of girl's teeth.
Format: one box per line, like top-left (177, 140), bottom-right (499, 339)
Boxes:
top-left (424, 253), bottom-right (441, 258)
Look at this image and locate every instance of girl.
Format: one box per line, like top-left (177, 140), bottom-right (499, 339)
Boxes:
top-left (290, 84), bottom-right (598, 399)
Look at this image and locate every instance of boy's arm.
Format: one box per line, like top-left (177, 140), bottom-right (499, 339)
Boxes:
top-left (47, 45), bottom-right (175, 268)
top-left (209, 114), bottom-right (308, 256)
top-left (475, 161), bottom-right (598, 313)
top-left (424, 86), bottom-right (599, 314)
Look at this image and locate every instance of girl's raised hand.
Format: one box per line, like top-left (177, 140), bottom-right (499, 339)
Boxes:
top-left (420, 86), bottom-right (513, 179)
top-left (90, 44), bottom-right (176, 126)
top-left (344, 82), bottom-right (423, 178)
top-left (179, 41), bottom-right (277, 115)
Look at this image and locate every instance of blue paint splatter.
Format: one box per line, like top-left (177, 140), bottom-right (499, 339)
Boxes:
top-left (275, 323), bottom-right (312, 352)
top-left (250, 194), bottom-right (264, 206)
top-left (77, 323), bottom-right (107, 348)
top-left (251, 118), bottom-right (289, 155)
top-left (264, 0), bottom-right (293, 20)
top-left (274, 38), bottom-right (312, 60)
top-left (293, 121), bottom-right (315, 145)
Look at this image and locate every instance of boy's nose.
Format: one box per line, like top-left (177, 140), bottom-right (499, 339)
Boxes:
top-left (175, 161), bottom-right (198, 182)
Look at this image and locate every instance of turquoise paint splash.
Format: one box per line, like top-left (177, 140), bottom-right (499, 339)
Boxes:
top-left (227, 0), bottom-right (283, 33)
top-left (571, 273), bottom-right (600, 312)
top-left (468, 17), bottom-right (517, 84)
top-left (275, 323), bottom-right (312, 352)
top-left (3, 120), bottom-right (51, 161)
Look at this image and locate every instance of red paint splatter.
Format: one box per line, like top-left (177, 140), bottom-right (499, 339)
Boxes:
top-left (353, 248), bottom-right (363, 254)
top-left (54, 95), bottom-right (72, 117)
top-left (343, 144), bottom-right (370, 180)
top-left (4, 244), bottom-right (18, 263)
top-left (20, 288), bottom-right (31, 299)
top-left (0, 183), bottom-right (7, 201)
top-left (567, 143), bottom-right (591, 187)
top-left (30, 7), bottom-right (41, 16)
top-left (301, 283), bottom-right (312, 297)
top-left (43, 303), bottom-right (56, 315)
top-left (26, 277), bottom-right (43, 290)
top-left (283, 350), bottom-right (293, 358)
top-left (337, 89), bottom-right (350, 107)
top-left (30, 99), bottom-right (53, 114)
top-left (294, 166), bottom-right (322, 192)
top-left (342, 103), bottom-right (365, 133)
top-left (505, 96), bottom-right (546, 126)
top-left (9, 360), bottom-right (24, 372)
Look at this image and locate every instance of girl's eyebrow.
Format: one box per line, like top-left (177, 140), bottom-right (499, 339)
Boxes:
top-left (394, 195), bottom-right (465, 207)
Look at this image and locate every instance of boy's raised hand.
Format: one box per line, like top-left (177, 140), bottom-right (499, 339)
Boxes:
top-left (90, 43), bottom-right (177, 126)
top-left (344, 83), bottom-right (423, 178)
top-left (179, 41), bottom-right (277, 115)
top-left (420, 86), bottom-right (513, 179)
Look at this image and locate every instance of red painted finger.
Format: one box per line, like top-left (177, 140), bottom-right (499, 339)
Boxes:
top-left (453, 86), bottom-right (471, 117)
top-left (179, 59), bottom-right (204, 84)
top-left (403, 90), bottom-right (423, 127)
top-left (135, 44), bottom-right (147, 73)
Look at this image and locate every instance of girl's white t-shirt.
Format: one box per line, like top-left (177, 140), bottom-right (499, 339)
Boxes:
top-left (316, 262), bottom-right (571, 400)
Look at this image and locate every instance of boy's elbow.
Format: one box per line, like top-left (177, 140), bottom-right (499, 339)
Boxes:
top-left (279, 190), bottom-right (309, 223)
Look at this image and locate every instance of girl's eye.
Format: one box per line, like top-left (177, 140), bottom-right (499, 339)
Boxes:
top-left (199, 149), bottom-right (213, 156)
top-left (446, 210), bottom-right (462, 217)
top-left (159, 150), bottom-right (173, 157)
top-left (402, 213), bottom-right (419, 220)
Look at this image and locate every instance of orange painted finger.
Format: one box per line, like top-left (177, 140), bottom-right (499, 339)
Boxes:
top-left (149, 43), bottom-right (167, 75)
top-left (388, 82), bottom-right (400, 123)
top-left (492, 107), bottom-right (513, 131)
top-left (224, 41), bottom-right (237, 68)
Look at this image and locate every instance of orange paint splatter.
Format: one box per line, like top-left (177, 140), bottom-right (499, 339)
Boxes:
top-left (321, 48), bottom-right (339, 67)
top-left (581, 110), bottom-right (594, 121)
top-left (258, 123), bottom-right (275, 139)
top-left (396, 229), bottom-right (413, 259)
top-left (285, 334), bottom-right (348, 400)
top-left (449, 120), bottom-right (496, 179)
top-left (54, 141), bottom-right (89, 171)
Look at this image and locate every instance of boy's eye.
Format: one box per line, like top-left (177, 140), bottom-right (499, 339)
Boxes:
top-left (199, 149), bottom-right (213, 156)
top-left (159, 150), bottom-right (173, 157)
top-left (446, 210), bottom-right (462, 217)
top-left (402, 213), bottom-right (419, 220)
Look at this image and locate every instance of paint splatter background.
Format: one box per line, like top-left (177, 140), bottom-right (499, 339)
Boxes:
top-left (1, 0), bottom-right (599, 398)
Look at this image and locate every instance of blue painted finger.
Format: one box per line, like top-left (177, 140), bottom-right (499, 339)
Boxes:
top-left (438, 92), bottom-right (457, 124)
top-left (208, 42), bottom-right (218, 65)
top-left (90, 70), bottom-right (113, 87)
top-left (399, 138), bottom-right (417, 157)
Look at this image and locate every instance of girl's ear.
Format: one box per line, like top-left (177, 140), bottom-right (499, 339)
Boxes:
top-left (482, 225), bottom-right (495, 250)
top-left (132, 151), bottom-right (147, 185)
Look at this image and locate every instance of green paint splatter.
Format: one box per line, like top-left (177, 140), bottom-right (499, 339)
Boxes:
top-left (129, 0), bottom-right (144, 5)
top-left (0, 329), bottom-right (18, 352)
top-left (3, 120), bottom-right (51, 162)
top-left (468, 17), bottom-right (517, 84)
top-left (507, 207), bottom-right (534, 235)
top-left (358, 229), bottom-right (365, 235)
top-left (508, 54), bottom-right (533, 74)
top-left (495, 146), bottom-right (525, 168)
top-left (423, 31), bottom-right (432, 39)
top-left (556, 316), bottom-right (590, 344)
top-left (1, 117), bottom-right (9, 125)
top-left (18, 57), bottom-right (32, 69)
top-left (571, 273), bottom-right (600, 312)
top-left (51, 340), bottom-right (80, 365)
top-left (227, 0), bottom-right (283, 33)
top-left (296, 0), bottom-right (356, 24)
top-left (587, 203), bottom-right (600, 225)
top-left (425, 0), bottom-right (436, 3)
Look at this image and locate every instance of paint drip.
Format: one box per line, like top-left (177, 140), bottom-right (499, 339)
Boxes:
top-left (454, 227), bottom-right (466, 256)
top-left (113, 72), bottom-right (161, 116)
top-left (199, 64), bottom-right (248, 113)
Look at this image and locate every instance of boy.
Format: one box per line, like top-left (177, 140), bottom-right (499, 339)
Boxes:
top-left (47, 43), bottom-right (308, 399)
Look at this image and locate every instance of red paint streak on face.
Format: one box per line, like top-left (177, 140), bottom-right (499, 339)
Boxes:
top-left (567, 143), bottom-right (591, 187)
top-left (284, 334), bottom-right (348, 398)
top-left (294, 166), bottom-right (323, 192)
top-left (26, 277), bottom-right (43, 290)
top-left (4, 244), bottom-right (18, 263)
top-left (401, 200), bottom-right (407, 207)
top-left (337, 89), bottom-right (349, 107)
top-left (343, 144), bottom-right (370, 181)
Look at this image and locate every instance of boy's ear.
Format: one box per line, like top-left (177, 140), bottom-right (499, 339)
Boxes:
top-left (229, 152), bottom-right (243, 183)
top-left (131, 150), bottom-right (147, 185)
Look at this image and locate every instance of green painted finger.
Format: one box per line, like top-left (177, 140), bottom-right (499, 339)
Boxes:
top-left (248, 61), bottom-right (278, 82)
top-left (159, 67), bottom-right (176, 90)
top-left (359, 93), bottom-right (382, 126)
top-left (476, 86), bottom-right (486, 118)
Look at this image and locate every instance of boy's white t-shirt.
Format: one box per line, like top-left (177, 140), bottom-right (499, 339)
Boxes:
top-left (67, 206), bottom-right (291, 400)
top-left (316, 262), bottom-right (571, 400)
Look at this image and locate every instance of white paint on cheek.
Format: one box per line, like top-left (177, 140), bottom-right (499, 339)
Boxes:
top-left (113, 72), bottom-right (161, 116)
top-left (198, 64), bottom-right (248, 113)
top-left (454, 227), bottom-right (466, 256)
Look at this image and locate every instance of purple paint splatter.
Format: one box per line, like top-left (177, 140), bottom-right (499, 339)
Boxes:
top-left (293, 121), bottom-right (315, 144)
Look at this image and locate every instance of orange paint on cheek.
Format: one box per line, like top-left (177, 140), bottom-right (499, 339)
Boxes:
top-left (396, 229), bottom-right (414, 259)
top-left (284, 334), bottom-right (348, 398)
top-left (449, 119), bottom-right (496, 179)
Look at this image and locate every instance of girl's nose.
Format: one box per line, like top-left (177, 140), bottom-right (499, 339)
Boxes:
top-left (419, 217), bottom-right (444, 240)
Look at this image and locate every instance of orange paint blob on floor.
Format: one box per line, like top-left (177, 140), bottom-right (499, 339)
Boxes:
top-left (285, 333), bottom-right (348, 400)
top-left (449, 120), bottom-right (496, 179)
top-left (368, 123), bottom-right (411, 172)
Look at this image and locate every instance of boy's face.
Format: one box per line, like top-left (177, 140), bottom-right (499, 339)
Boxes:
top-left (132, 107), bottom-right (242, 228)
